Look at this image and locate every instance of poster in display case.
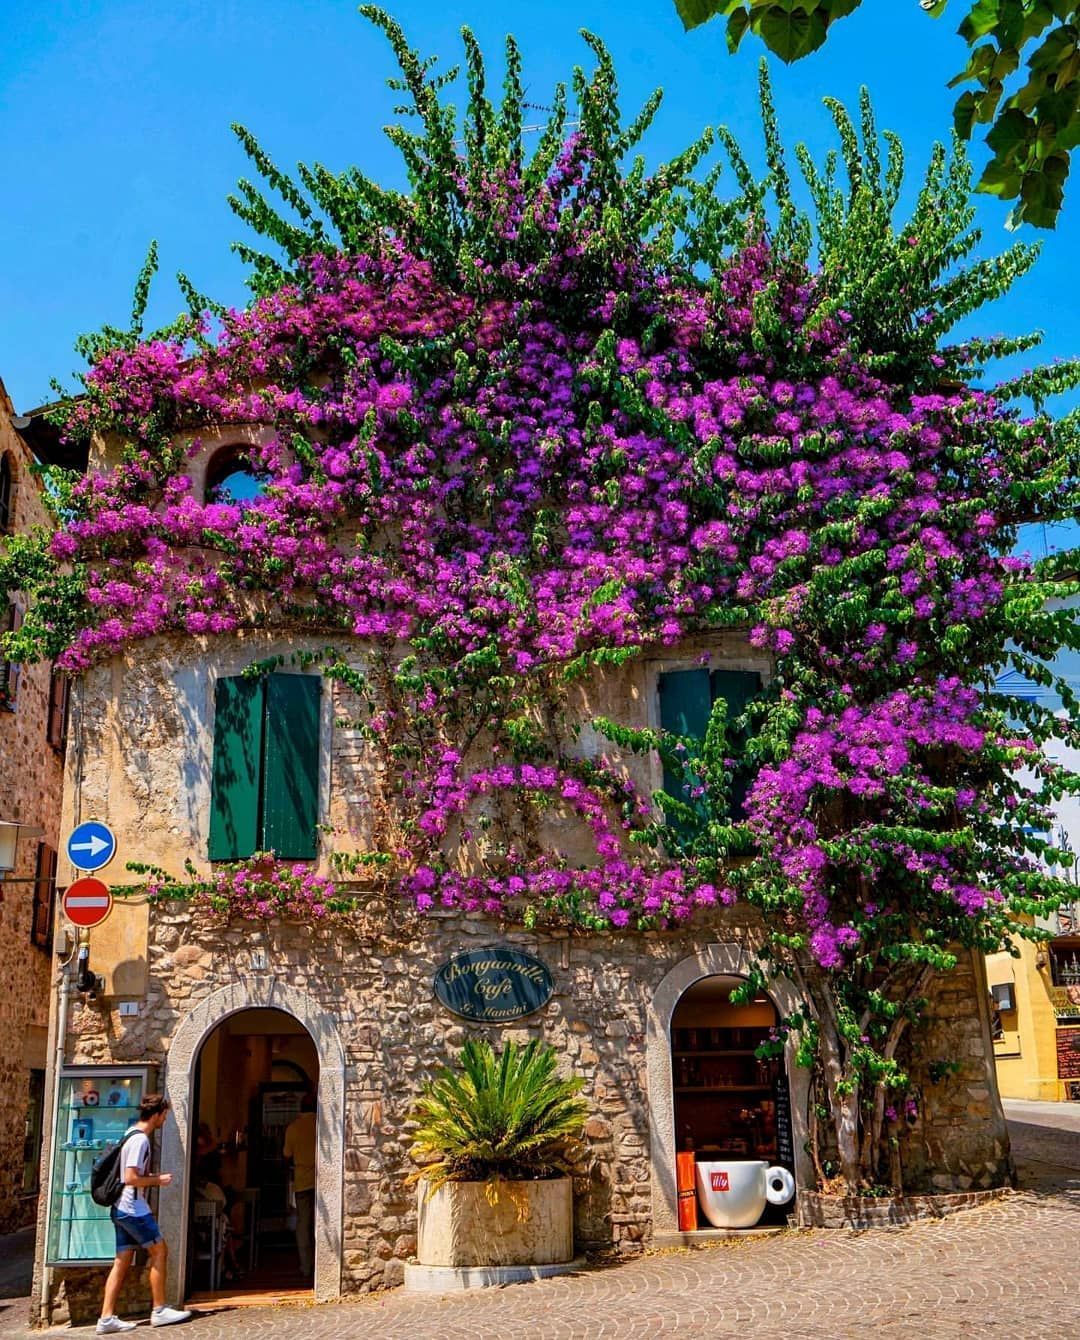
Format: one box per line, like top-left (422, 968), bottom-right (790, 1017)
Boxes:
top-left (45, 1067), bottom-right (155, 1264)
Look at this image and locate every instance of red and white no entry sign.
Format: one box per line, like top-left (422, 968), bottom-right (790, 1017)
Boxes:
top-left (62, 878), bottom-right (113, 929)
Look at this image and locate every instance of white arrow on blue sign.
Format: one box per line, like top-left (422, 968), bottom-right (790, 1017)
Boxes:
top-left (66, 820), bottom-right (117, 873)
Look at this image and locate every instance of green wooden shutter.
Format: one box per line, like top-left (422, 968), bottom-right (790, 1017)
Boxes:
top-left (658, 668), bottom-right (712, 803)
top-left (260, 674), bottom-right (321, 859)
top-left (710, 669), bottom-right (762, 724)
top-left (209, 675), bottom-right (265, 860)
top-left (711, 669), bottom-right (763, 818)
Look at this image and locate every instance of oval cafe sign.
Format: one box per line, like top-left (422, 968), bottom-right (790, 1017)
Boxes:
top-left (434, 947), bottom-right (554, 1022)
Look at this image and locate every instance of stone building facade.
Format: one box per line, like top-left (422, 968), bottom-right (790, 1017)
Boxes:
top-left (0, 380), bottom-right (64, 1235)
top-left (30, 621), bottom-right (1010, 1326)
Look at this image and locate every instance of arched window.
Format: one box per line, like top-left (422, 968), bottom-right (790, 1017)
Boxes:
top-left (0, 453), bottom-right (13, 533)
top-left (204, 447), bottom-right (266, 505)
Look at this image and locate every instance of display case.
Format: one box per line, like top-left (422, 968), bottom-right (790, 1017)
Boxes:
top-left (45, 1067), bottom-right (155, 1265)
top-left (671, 1025), bottom-right (781, 1160)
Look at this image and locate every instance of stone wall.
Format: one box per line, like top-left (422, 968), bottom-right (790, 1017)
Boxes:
top-left (31, 628), bottom-right (1011, 1323)
top-left (0, 383), bottom-right (63, 1234)
top-left (33, 903), bottom-right (1010, 1324)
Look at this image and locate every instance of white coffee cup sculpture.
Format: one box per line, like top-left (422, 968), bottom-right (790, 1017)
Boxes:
top-left (695, 1159), bottom-right (796, 1229)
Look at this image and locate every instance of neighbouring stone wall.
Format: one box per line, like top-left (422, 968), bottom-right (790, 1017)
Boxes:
top-left (0, 384), bottom-right (63, 1235)
top-left (35, 903), bottom-right (1010, 1322)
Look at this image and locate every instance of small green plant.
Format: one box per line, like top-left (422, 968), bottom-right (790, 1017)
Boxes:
top-left (409, 1039), bottom-right (588, 1192)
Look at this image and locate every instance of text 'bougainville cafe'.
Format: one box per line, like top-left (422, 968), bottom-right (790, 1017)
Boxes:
top-left (12, 8), bottom-right (1080, 1327)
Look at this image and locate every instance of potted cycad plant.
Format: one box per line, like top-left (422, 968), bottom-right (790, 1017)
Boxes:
top-left (408, 1038), bottom-right (588, 1280)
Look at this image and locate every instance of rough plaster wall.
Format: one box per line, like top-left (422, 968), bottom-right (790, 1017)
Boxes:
top-left (0, 391), bottom-right (63, 1234)
top-left (59, 630), bottom-right (771, 886)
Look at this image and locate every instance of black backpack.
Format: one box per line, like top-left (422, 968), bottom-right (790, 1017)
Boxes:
top-left (90, 1127), bottom-right (142, 1207)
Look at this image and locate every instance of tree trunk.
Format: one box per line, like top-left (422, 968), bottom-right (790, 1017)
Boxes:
top-left (811, 980), bottom-right (861, 1187)
top-left (861, 965), bottom-right (935, 1188)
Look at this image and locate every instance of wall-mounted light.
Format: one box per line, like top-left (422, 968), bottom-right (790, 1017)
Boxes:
top-left (0, 820), bottom-right (43, 874)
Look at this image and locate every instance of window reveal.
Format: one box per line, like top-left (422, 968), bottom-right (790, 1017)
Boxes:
top-left (0, 603), bottom-right (20, 708)
top-left (31, 841), bottom-right (57, 952)
top-left (46, 668), bottom-right (70, 751)
top-left (657, 667), bottom-right (763, 821)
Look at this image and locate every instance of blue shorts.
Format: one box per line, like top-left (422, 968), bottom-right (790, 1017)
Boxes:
top-left (111, 1207), bottom-right (163, 1253)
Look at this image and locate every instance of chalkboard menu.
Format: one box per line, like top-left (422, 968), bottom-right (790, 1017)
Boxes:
top-left (1056, 1027), bottom-right (1080, 1080)
top-left (774, 1071), bottom-right (795, 1171)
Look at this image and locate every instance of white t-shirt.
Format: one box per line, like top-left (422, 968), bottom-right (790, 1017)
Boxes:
top-left (116, 1131), bottom-right (152, 1216)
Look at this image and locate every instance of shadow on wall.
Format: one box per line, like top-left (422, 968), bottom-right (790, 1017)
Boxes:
top-left (0, 1224), bottom-right (34, 1300)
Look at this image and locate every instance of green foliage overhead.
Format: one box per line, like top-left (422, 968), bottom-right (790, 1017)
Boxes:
top-left (674, 0), bottom-right (1080, 228)
top-left (409, 1039), bottom-right (588, 1190)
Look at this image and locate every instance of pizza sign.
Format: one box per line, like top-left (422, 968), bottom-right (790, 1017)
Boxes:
top-left (710, 1171), bottom-right (730, 1192)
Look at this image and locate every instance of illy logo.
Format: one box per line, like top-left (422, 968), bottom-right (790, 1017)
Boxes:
top-left (710, 1171), bottom-right (730, 1192)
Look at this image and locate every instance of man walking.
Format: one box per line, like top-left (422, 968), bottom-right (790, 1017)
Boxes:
top-left (96, 1093), bottom-right (192, 1333)
top-left (283, 1091), bottom-right (317, 1280)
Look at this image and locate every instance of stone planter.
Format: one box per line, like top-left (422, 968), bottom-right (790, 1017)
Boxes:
top-left (795, 1186), bottom-right (1010, 1229)
top-left (416, 1176), bottom-right (574, 1267)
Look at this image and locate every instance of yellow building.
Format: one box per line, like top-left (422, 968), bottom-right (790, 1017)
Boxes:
top-left (986, 901), bottom-right (1080, 1102)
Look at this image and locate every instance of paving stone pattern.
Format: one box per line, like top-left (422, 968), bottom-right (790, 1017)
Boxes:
top-left (10, 1117), bottom-right (1076, 1340)
top-left (0, 1111), bottom-right (1070, 1339)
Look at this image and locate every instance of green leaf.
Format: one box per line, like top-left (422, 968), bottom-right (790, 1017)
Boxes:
top-left (947, 41), bottom-right (995, 88)
top-left (758, 4), bottom-right (825, 64)
top-left (727, 5), bottom-right (751, 52)
top-left (675, 0), bottom-right (739, 31)
top-left (1028, 24), bottom-right (1078, 73)
top-left (977, 154), bottom-right (1023, 196)
top-left (985, 105), bottom-right (1037, 156)
top-left (954, 89), bottom-right (979, 137)
top-left (959, 0), bottom-right (1003, 43)
top-left (1016, 151), bottom-right (1070, 226)
top-left (1060, 111), bottom-right (1080, 151)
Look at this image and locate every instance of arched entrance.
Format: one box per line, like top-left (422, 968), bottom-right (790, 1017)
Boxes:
top-left (646, 944), bottom-right (812, 1235)
top-left (671, 977), bottom-right (791, 1224)
top-left (158, 980), bottom-right (345, 1304)
top-left (188, 1007), bottom-right (319, 1300)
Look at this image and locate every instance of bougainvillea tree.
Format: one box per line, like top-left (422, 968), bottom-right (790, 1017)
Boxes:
top-left (6, 7), bottom-right (1080, 1188)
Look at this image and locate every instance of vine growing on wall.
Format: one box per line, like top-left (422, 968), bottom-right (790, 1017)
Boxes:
top-left (6, 7), bottom-right (1080, 1190)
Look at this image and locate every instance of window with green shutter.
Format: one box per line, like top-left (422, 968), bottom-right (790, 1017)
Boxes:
top-left (208, 673), bottom-right (321, 861)
top-left (657, 666), bottom-right (762, 820)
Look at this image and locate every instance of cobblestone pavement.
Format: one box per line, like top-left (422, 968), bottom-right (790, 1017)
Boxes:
top-left (11, 1115), bottom-right (1080, 1340)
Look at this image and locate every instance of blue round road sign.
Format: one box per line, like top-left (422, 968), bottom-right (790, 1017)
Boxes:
top-left (65, 820), bottom-right (117, 873)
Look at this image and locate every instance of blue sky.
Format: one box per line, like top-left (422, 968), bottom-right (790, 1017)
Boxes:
top-left (1, 0), bottom-right (1077, 428)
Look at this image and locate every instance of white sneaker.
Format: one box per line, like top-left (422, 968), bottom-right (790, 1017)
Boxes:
top-left (96, 1319), bottom-right (137, 1334)
top-left (150, 1306), bottom-right (193, 1327)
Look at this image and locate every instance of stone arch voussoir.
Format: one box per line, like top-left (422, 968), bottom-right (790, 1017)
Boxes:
top-left (158, 978), bottom-right (345, 1302)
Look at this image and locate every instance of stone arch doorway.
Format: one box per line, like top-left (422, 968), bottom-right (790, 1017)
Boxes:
top-left (158, 980), bottom-right (345, 1303)
top-left (189, 1007), bottom-right (319, 1297)
top-left (646, 944), bottom-right (812, 1235)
